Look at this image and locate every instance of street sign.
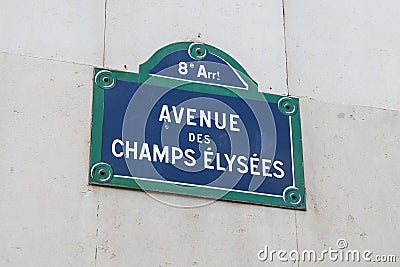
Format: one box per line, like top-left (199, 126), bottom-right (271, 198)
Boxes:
top-left (89, 42), bottom-right (306, 209)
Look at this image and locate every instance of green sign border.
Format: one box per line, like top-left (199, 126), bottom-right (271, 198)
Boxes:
top-left (89, 42), bottom-right (306, 210)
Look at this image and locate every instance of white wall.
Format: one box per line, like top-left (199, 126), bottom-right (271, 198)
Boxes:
top-left (285, 0), bottom-right (400, 110)
top-left (0, 1), bottom-right (399, 266)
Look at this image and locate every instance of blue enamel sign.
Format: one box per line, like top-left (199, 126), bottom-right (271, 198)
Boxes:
top-left (90, 42), bottom-right (306, 209)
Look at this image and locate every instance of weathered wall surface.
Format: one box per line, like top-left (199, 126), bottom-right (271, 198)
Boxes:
top-left (1, 1), bottom-right (399, 266)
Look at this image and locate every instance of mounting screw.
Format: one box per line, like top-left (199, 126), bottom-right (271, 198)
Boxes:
top-left (278, 97), bottom-right (298, 116)
top-left (91, 162), bottom-right (114, 183)
top-left (283, 186), bottom-right (304, 206)
top-left (95, 70), bottom-right (117, 89)
top-left (188, 43), bottom-right (207, 60)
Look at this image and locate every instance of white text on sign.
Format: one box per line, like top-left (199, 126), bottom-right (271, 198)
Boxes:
top-left (178, 62), bottom-right (221, 81)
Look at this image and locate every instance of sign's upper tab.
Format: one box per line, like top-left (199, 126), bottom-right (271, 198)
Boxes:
top-left (139, 42), bottom-right (256, 90)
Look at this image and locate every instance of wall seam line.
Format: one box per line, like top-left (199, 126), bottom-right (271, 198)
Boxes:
top-left (0, 51), bottom-right (98, 67)
top-left (295, 211), bottom-right (300, 267)
top-left (94, 193), bottom-right (100, 267)
top-left (102, 0), bottom-right (108, 67)
top-left (281, 0), bottom-right (290, 96)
